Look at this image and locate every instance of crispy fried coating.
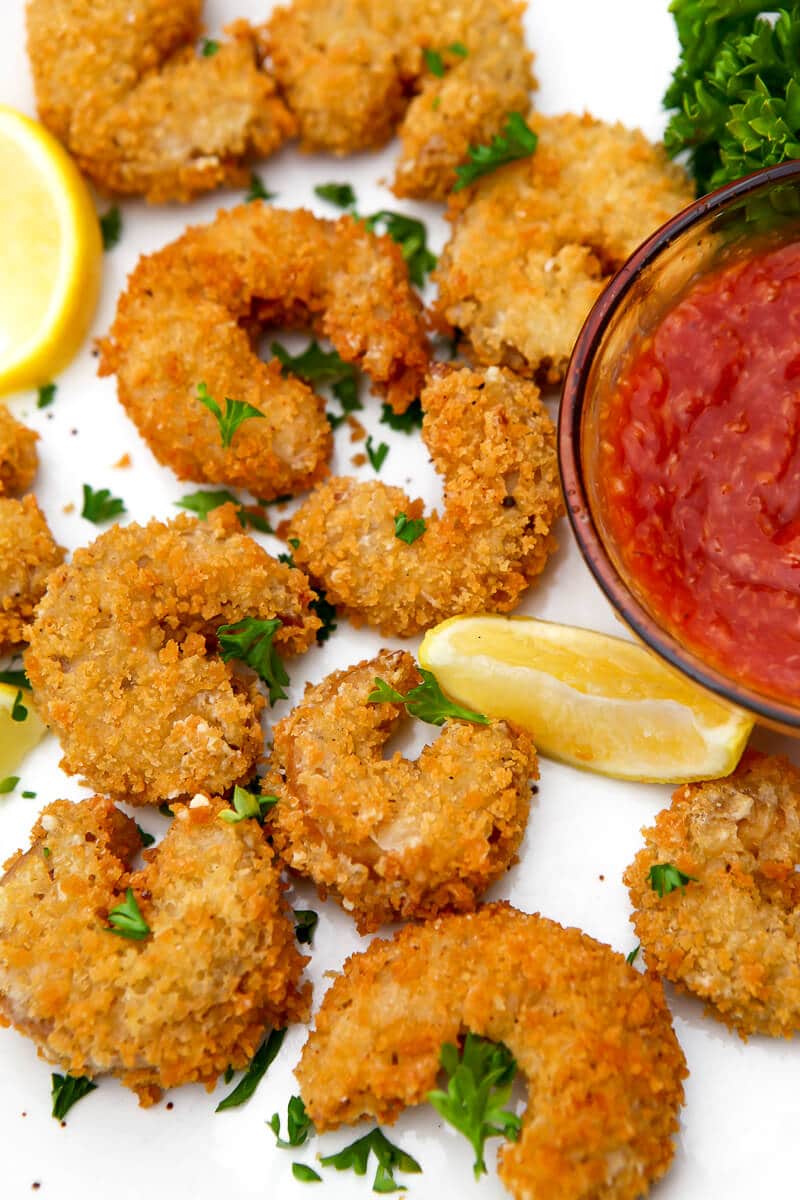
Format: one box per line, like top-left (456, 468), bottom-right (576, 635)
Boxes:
top-left (625, 751), bottom-right (800, 1038)
top-left (24, 507), bottom-right (319, 805)
top-left (266, 0), bottom-right (533, 201)
top-left (98, 204), bottom-right (429, 498)
top-left (26, 2), bottom-right (294, 202)
top-left (297, 903), bottom-right (686, 1199)
top-left (0, 495), bottom-right (63, 653)
top-left (289, 366), bottom-right (562, 636)
top-left (0, 408), bottom-right (38, 496)
top-left (266, 651), bottom-right (536, 933)
top-left (434, 112), bottom-right (694, 384)
top-left (0, 794), bottom-right (310, 1104)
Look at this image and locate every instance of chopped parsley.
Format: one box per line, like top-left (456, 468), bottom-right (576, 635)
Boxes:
top-left (0, 668), bottom-right (28, 689)
top-left (365, 436), bottom-right (389, 472)
top-left (201, 37), bottom-right (219, 56)
top-left (314, 182), bottom-right (357, 209)
top-left (42, 844), bottom-right (50, 857)
top-left (319, 1127), bottom-right (421, 1193)
top-left (175, 489), bottom-right (273, 533)
top-left (158, 803), bottom-right (173, 819)
top-left (107, 888), bottom-right (150, 941)
top-left (272, 339), bottom-right (361, 416)
top-left (626, 945), bottom-right (641, 966)
top-left (423, 42), bottom-right (468, 78)
top-left (364, 211), bottom-right (437, 287)
top-left (81, 484), bottom-right (126, 525)
top-left (293, 909), bottom-right (319, 945)
top-left (0, 776), bottom-right (19, 794)
top-left (245, 172), bottom-right (276, 203)
top-left (380, 399), bottom-right (423, 433)
top-left (292, 1164), bottom-right (321, 1183)
top-left (219, 784), bottom-right (277, 824)
top-left (393, 512), bottom-right (426, 544)
top-left (311, 589), bottom-right (337, 644)
top-left (22, 790), bottom-right (36, 799)
top-left (217, 617), bottom-right (289, 705)
top-left (37, 382), bottom-right (56, 409)
top-left (216, 1028), bottom-right (286, 1111)
top-left (269, 1095), bottom-right (314, 1148)
top-left (648, 862), bottom-right (699, 898)
top-left (11, 690), bottom-right (27, 722)
top-left (368, 669), bottom-right (489, 727)
top-left (428, 1035), bottom-right (520, 1178)
top-left (454, 112), bottom-right (538, 191)
top-left (99, 206), bottom-right (122, 251)
top-left (197, 382), bottom-right (264, 449)
top-left (51, 1073), bottom-right (97, 1121)
top-left (136, 824), bottom-right (156, 848)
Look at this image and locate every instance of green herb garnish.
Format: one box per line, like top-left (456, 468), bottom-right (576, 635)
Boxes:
top-left (136, 825), bottom-right (156, 848)
top-left (22, 790), bottom-right (36, 799)
top-left (216, 1029), bottom-right (286, 1111)
top-left (37, 382), bottom-right (56, 409)
top-left (219, 784), bottom-right (277, 824)
top-left (648, 862), bottom-right (699, 897)
top-left (11, 690), bottom-right (27, 722)
top-left (365, 436), bottom-right (389, 472)
top-left (269, 1094), bottom-right (314, 1147)
top-left (626, 945), bottom-right (641, 966)
top-left (368, 669), bottom-right (488, 727)
top-left (311, 589), bottom-right (337, 644)
top-left (175, 489), bottom-right (273, 533)
top-left (158, 803), bottom-right (173, 819)
top-left (272, 340), bottom-right (360, 415)
top-left (245, 172), bottom-right (276, 203)
top-left (454, 112), bottom-right (538, 191)
top-left (201, 37), bottom-right (219, 56)
top-left (51, 1073), bottom-right (97, 1121)
top-left (100, 206), bottom-right (122, 250)
top-left (217, 617), bottom-right (288, 704)
top-left (364, 211), bottom-right (437, 287)
top-left (81, 484), bottom-right (126, 525)
top-left (0, 776), bottom-right (19, 794)
top-left (292, 1164), bottom-right (322, 1183)
top-left (314, 182), bottom-right (357, 209)
top-left (423, 42), bottom-right (468, 77)
top-left (293, 909), bottom-right (318, 945)
top-left (107, 888), bottom-right (150, 941)
top-left (393, 513), bottom-right (426, 544)
top-left (197, 382), bottom-right (264, 449)
top-left (0, 668), bottom-right (28, 689)
top-left (380, 399), bottom-right (423, 433)
top-left (320, 1127), bottom-right (421, 1193)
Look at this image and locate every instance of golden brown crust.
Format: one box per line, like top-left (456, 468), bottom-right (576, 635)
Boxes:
top-left (0, 495), bottom-right (63, 653)
top-left (26, 2), bottom-right (294, 202)
top-left (434, 112), bottom-right (694, 383)
top-left (266, 0), bottom-right (533, 201)
top-left (625, 750), bottom-right (800, 1038)
top-left (0, 795), bottom-right (310, 1104)
top-left (24, 508), bottom-right (320, 804)
top-left (297, 903), bottom-right (686, 1199)
top-left (0, 408), bottom-right (38, 496)
top-left (98, 205), bottom-right (430, 497)
top-left (266, 650), bottom-right (537, 933)
top-left (289, 365), bottom-right (563, 636)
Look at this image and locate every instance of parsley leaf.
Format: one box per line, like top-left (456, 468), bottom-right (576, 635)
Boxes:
top-left (217, 617), bottom-right (289, 705)
top-left (423, 47), bottom-right (446, 77)
top-left (81, 484), bottom-right (126, 525)
top-left (380, 399), bottom-right (423, 433)
top-left (216, 1028), bottom-right (285, 1111)
top-left (158, 803), bottom-right (173, 819)
top-left (626, 945), bottom-right (641, 966)
top-left (448, 41), bottom-right (468, 57)
top-left (269, 1094), bottom-right (314, 1148)
top-left (135, 824), bottom-right (156, 848)
top-left (51, 1073), bottom-right (97, 1121)
top-left (272, 340), bottom-right (361, 416)
top-left (23, 790), bottom-right (37, 799)
top-left (393, 512), bottom-right (426, 544)
top-left (311, 589), bottom-right (337, 643)
top-left (37, 382), bottom-right (56, 409)
top-left (99, 206), bottom-right (122, 250)
top-left (197, 382), bottom-right (264, 449)
top-left (201, 37), bottom-right (219, 56)
top-left (314, 182), bottom-right (357, 209)
top-left (107, 888), bottom-right (150, 941)
top-left (454, 112), bottom-right (538, 191)
top-left (0, 667), bottom-right (28, 689)
top-left (365, 436), bottom-right (389, 472)
top-left (0, 776), bottom-right (19, 794)
top-left (11, 690), bottom-right (28, 722)
top-left (219, 784), bottom-right (277, 824)
top-left (319, 1127), bottom-right (421, 1192)
top-left (292, 1163), bottom-right (322, 1183)
top-left (648, 862), bottom-right (699, 898)
top-left (368, 669), bottom-right (489, 727)
top-left (363, 211), bottom-right (437, 287)
top-left (428, 1034), bottom-right (520, 1179)
top-left (293, 909), bottom-right (319, 945)
top-left (245, 172), bottom-right (276, 203)
top-left (175, 489), bottom-right (274, 533)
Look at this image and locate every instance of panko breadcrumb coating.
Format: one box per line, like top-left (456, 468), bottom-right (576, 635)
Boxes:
top-left (266, 0), bottom-right (533, 201)
top-left (26, 1), bottom-right (294, 202)
top-left (434, 112), bottom-right (694, 383)
top-left (297, 903), bottom-right (686, 1199)
top-left (0, 495), bottom-right (63, 653)
top-left (625, 751), bottom-right (800, 1038)
top-left (0, 795), bottom-right (309, 1105)
top-left (289, 365), bottom-right (562, 636)
top-left (24, 507), bottom-right (319, 805)
top-left (266, 651), bottom-right (537, 933)
top-left (0, 408), bottom-right (37, 496)
top-left (98, 204), bottom-right (429, 498)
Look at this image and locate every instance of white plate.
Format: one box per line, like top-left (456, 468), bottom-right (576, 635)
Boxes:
top-left (1, 2), bottom-right (798, 1198)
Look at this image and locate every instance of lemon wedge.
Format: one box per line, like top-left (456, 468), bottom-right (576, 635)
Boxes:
top-left (0, 106), bottom-right (102, 396)
top-left (419, 615), bottom-right (753, 782)
top-left (0, 683), bottom-right (47, 778)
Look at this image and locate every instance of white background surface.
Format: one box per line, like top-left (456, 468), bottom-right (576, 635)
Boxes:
top-left (1, 2), bottom-right (797, 1198)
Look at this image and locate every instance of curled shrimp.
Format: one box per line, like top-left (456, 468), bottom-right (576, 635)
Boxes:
top-left (265, 650), bottom-right (537, 933)
top-left (289, 365), bottom-right (562, 636)
top-left (24, 506), bottom-right (319, 805)
top-left (26, 1), bottom-right (295, 202)
top-left (297, 902), bottom-right (687, 1200)
top-left (0, 794), bottom-right (309, 1105)
top-left (98, 204), bottom-right (430, 499)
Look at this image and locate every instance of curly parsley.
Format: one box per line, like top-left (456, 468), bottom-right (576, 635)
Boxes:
top-left (197, 382), bottom-right (265, 448)
top-left (81, 484), bottom-right (126, 525)
top-left (217, 617), bottom-right (289, 705)
top-left (368, 668), bottom-right (488, 726)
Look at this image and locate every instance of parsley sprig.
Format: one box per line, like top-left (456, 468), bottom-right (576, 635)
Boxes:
top-left (216, 1028), bottom-right (285, 1111)
top-left (648, 862), bottom-right (699, 897)
top-left (197, 382), bottom-right (264, 448)
top-left (219, 784), bottom-right (278, 825)
top-left (217, 617), bottom-right (289, 705)
top-left (368, 669), bottom-right (489, 727)
top-left (319, 1126), bottom-right (421, 1193)
top-left (0, 667), bottom-right (29, 689)
top-left (272, 339), bottom-right (361, 425)
top-left (107, 888), bottom-right (150, 941)
top-left (269, 1095), bottom-right (315, 1148)
top-left (51, 1073), bottom-right (97, 1121)
top-left (201, 37), bottom-right (219, 56)
top-left (293, 909), bottom-right (319, 945)
top-left (37, 382), bottom-right (56, 409)
top-left (363, 211), bottom-right (437, 286)
top-left (175, 489), bottom-right (273, 533)
top-left (393, 513), bottom-right (426, 544)
top-left (380, 399), bottom-right (424, 433)
top-left (365, 436), bottom-right (389, 472)
top-left (245, 172), bottom-right (276, 203)
top-left (81, 484), bottom-right (126, 525)
top-left (315, 182), bottom-right (357, 209)
top-left (423, 41), bottom-right (469, 77)
top-left (100, 206), bottom-right (122, 250)
top-left (428, 1035), bottom-right (521, 1179)
top-left (454, 112), bottom-right (538, 191)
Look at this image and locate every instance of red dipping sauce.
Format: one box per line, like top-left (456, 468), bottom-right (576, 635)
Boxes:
top-left (599, 240), bottom-right (800, 704)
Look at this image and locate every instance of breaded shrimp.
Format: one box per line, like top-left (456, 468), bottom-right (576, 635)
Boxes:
top-left (289, 366), bottom-right (562, 636)
top-left (0, 794), bottom-right (309, 1105)
top-left (434, 112), bottom-right (694, 384)
top-left (98, 205), bottom-right (430, 498)
top-left (266, 0), bottom-right (533, 200)
top-left (0, 408), bottom-right (38, 496)
top-left (625, 751), bottom-right (800, 1039)
top-left (297, 903), bottom-right (687, 1199)
top-left (0, 495), bottom-right (63, 653)
top-left (25, 2), bottom-right (294, 203)
top-left (24, 507), bottom-right (319, 805)
top-left (266, 651), bottom-right (537, 933)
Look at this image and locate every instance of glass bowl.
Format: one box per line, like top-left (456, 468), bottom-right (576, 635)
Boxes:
top-left (559, 160), bottom-right (800, 734)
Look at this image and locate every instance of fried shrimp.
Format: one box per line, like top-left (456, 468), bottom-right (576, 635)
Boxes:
top-left (434, 112), bottom-right (694, 384)
top-left (0, 794), bottom-right (309, 1104)
top-left (0, 408), bottom-right (37, 496)
top-left (266, 0), bottom-right (532, 201)
top-left (289, 366), bottom-right (562, 636)
top-left (266, 651), bottom-right (537, 933)
top-left (0, 495), bottom-right (63, 653)
top-left (625, 751), bottom-right (800, 1039)
top-left (25, 2), bottom-right (294, 202)
top-left (24, 507), bottom-right (319, 805)
top-left (98, 204), bottom-right (429, 498)
top-left (297, 903), bottom-right (686, 1199)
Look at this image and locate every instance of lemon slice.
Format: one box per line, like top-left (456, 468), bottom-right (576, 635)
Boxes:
top-left (419, 615), bottom-right (753, 782)
top-left (0, 106), bottom-right (102, 396)
top-left (0, 683), bottom-right (47, 778)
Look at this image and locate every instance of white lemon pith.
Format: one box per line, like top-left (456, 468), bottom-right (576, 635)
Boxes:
top-left (0, 684), bottom-right (46, 778)
top-left (419, 615), bottom-right (753, 783)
